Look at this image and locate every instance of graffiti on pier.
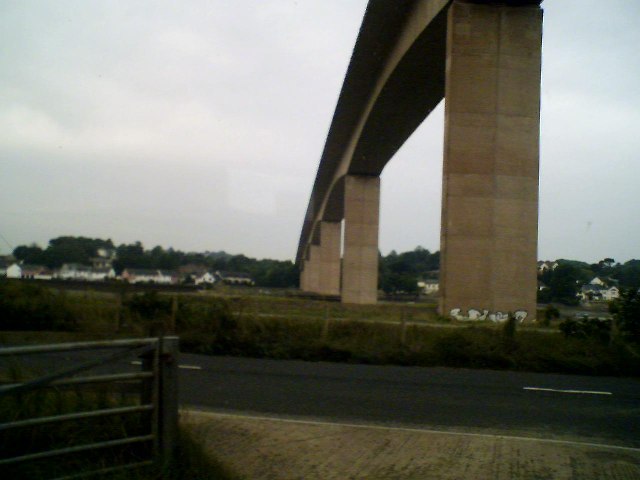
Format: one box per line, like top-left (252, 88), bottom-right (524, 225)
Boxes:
top-left (450, 308), bottom-right (528, 323)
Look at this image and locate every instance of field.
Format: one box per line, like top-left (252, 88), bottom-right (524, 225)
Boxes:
top-left (1, 281), bottom-right (638, 377)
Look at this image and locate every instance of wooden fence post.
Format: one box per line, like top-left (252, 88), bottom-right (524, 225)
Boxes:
top-left (321, 306), bottom-right (330, 342)
top-left (400, 309), bottom-right (407, 346)
top-left (159, 336), bottom-right (179, 466)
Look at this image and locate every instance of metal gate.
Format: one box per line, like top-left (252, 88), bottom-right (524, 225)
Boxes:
top-left (0, 337), bottom-right (178, 479)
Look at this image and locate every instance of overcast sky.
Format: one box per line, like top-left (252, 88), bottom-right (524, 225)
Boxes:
top-left (1, 1), bottom-right (639, 263)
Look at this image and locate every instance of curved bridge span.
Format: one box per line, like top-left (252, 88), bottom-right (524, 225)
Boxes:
top-left (297, 0), bottom-right (543, 320)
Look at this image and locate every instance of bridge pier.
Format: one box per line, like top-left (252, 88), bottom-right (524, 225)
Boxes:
top-left (342, 175), bottom-right (380, 304)
top-left (439, 1), bottom-right (542, 320)
top-left (300, 222), bottom-right (341, 296)
top-left (317, 221), bottom-right (341, 296)
top-left (301, 245), bottom-right (321, 293)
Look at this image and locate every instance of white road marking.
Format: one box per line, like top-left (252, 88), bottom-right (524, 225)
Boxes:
top-left (183, 409), bottom-right (640, 453)
top-left (178, 364), bottom-right (202, 370)
top-left (523, 387), bottom-right (612, 396)
top-left (129, 360), bottom-right (201, 370)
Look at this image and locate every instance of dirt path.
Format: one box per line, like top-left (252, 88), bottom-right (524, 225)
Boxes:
top-left (183, 410), bottom-right (640, 480)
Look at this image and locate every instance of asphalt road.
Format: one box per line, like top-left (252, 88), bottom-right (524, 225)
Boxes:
top-left (3, 349), bottom-right (638, 448)
top-left (178, 354), bottom-right (640, 448)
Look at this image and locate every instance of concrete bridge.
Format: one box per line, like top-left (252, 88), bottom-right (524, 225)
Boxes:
top-left (297, 0), bottom-right (543, 320)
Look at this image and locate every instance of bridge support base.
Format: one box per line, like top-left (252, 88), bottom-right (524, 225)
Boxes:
top-left (342, 175), bottom-right (380, 304)
top-left (439, 0), bottom-right (542, 321)
top-left (301, 245), bottom-right (321, 293)
top-left (318, 221), bottom-right (341, 296)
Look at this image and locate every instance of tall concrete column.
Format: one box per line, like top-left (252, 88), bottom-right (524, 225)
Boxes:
top-left (299, 263), bottom-right (307, 291)
top-left (439, 1), bottom-right (542, 320)
top-left (318, 221), bottom-right (341, 295)
top-left (302, 245), bottom-right (321, 293)
top-left (342, 175), bottom-right (380, 304)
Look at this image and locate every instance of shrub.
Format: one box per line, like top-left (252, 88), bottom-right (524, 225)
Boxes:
top-left (542, 305), bottom-right (560, 326)
top-left (0, 280), bottom-right (76, 331)
top-left (558, 317), bottom-right (611, 343)
top-left (610, 288), bottom-right (640, 343)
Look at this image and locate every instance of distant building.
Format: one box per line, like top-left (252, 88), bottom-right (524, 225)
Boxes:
top-left (121, 268), bottom-right (176, 284)
top-left (537, 261), bottom-right (558, 274)
top-left (577, 284), bottom-right (620, 303)
top-left (215, 271), bottom-right (254, 286)
top-left (7, 263), bottom-right (53, 280)
top-left (589, 276), bottom-right (619, 287)
top-left (96, 248), bottom-right (116, 259)
top-left (58, 263), bottom-right (116, 281)
top-left (417, 278), bottom-right (439, 294)
top-left (6, 263), bottom-right (22, 278)
top-left (90, 257), bottom-right (113, 269)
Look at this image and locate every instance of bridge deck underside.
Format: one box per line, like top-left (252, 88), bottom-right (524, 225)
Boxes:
top-left (297, 0), bottom-right (450, 263)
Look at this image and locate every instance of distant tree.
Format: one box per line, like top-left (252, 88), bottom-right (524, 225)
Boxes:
top-left (378, 247), bottom-right (440, 295)
top-left (541, 305), bottom-right (560, 326)
top-left (13, 244), bottom-right (44, 264)
top-left (113, 242), bottom-right (147, 273)
top-left (29, 236), bottom-right (115, 268)
top-left (610, 288), bottom-right (640, 343)
top-left (544, 263), bottom-right (589, 305)
top-left (613, 260), bottom-right (640, 289)
top-left (252, 260), bottom-right (299, 288)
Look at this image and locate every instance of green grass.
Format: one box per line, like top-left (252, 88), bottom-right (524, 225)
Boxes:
top-left (2, 285), bottom-right (639, 377)
top-left (0, 365), bottom-right (238, 480)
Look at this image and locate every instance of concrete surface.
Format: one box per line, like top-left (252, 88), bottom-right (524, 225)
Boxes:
top-left (342, 175), bottom-right (380, 305)
top-left (439, 1), bottom-right (542, 320)
top-left (184, 410), bottom-right (640, 480)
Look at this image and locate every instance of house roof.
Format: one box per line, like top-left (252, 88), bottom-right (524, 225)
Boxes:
top-left (582, 285), bottom-right (603, 293)
top-left (93, 267), bottom-right (114, 274)
top-left (124, 268), bottom-right (160, 276)
top-left (21, 264), bottom-right (47, 273)
top-left (61, 263), bottom-right (93, 271)
top-left (216, 271), bottom-right (253, 279)
top-left (178, 264), bottom-right (209, 275)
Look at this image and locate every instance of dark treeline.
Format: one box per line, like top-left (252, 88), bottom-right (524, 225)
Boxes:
top-left (12, 236), bottom-right (300, 288)
top-left (13, 237), bottom-right (114, 269)
top-left (378, 246), bottom-right (440, 294)
top-left (10, 236), bottom-right (443, 291)
top-left (11, 237), bottom-right (640, 298)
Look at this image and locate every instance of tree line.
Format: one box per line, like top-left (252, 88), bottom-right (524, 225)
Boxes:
top-left (10, 236), bottom-right (640, 298)
top-left (11, 236), bottom-right (299, 288)
top-left (538, 258), bottom-right (640, 305)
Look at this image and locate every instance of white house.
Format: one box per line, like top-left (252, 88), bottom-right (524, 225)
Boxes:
top-left (601, 286), bottom-right (620, 301)
top-left (6, 263), bottom-right (22, 278)
top-left (57, 263), bottom-right (114, 281)
top-left (96, 248), bottom-right (116, 259)
top-left (7, 263), bottom-right (53, 280)
top-left (121, 268), bottom-right (176, 284)
top-left (578, 284), bottom-right (620, 302)
top-left (194, 272), bottom-right (216, 286)
top-left (58, 263), bottom-right (92, 280)
top-left (215, 271), bottom-right (254, 286)
top-left (537, 261), bottom-right (558, 274)
top-left (417, 279), bottom-right (439, 294)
